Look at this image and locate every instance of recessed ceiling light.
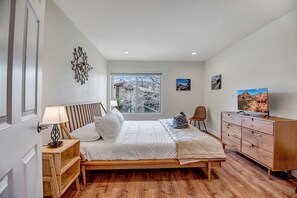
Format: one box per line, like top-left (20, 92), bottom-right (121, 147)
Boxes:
top-left (191, 52), bottom-right (197, 55)
top-left (124, 51), bottom-right (130, 54)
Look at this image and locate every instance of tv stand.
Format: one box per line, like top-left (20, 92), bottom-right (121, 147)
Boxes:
top-left (264, 111), bottom-right (270, 118)
top-left (236, 110), bottom-right (250, 116)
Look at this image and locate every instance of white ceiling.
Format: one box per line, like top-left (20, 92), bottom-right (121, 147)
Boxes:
top-left (53, 0), bottom-right (297, 61)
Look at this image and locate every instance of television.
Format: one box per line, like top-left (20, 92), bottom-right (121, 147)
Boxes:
top-left (237, 88), bottom-right (268, 113)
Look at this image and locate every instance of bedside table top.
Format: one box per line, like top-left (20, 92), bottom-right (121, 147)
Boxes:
top-left (42, 139), bottom-right (79, 154)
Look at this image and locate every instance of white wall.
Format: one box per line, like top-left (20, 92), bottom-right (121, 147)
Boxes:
top-left (204, 9), bottom-right (297, 137)
top-left (108, 61), bottom-right (204, 120)
top-left (42, 0), bottom-right (107, 144)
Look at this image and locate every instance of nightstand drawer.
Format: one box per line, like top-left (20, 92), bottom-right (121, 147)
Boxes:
top-left (242, 140), bottom-right (273, 168)
top-left (242, 117), bottom-right (274, 135)
top-left (242, 128), bottom-right (274, 152)
top-left (222, 112), bottom-right (241, 125)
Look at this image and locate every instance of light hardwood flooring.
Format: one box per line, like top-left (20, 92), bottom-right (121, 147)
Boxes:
top-left (62, 148), bottom-right (297, 198)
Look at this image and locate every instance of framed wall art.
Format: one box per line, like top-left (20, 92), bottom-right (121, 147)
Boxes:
top-left (211, 75), bottom-right (221, 90)
top-left (176, 79), bottom-right (191, 91)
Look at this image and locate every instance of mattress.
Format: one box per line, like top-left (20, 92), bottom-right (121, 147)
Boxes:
top-left (80, 121), bottom-right (177, 160)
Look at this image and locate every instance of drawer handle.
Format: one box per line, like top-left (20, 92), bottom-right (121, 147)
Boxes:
top-left (252, 131), bottom-right (261, 137)
top-left (251, 118), bottom-right (254, 121)
top-left (243, 141), bottom-right (253, 148)
top-left (227, 134), bottom-right (230, 137)
top-left (228, 114), bottom-right (230, 116)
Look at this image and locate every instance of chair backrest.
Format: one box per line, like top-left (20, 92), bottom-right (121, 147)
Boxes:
top-left (193, 106), bottom-right (206, 120)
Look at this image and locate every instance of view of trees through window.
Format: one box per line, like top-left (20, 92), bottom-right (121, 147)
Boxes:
top-left (111, 74), bottom-right (161, 113)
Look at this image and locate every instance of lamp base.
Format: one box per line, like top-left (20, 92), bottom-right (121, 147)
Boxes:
top-left (48, 141), bottom-right (63, 148)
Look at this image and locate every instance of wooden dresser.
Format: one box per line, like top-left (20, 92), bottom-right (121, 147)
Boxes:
top-left (221, 111), bottom-right (297, 178)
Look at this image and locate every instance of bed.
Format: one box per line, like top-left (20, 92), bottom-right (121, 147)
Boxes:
top-left (59, 102), bottom-right (226, 185)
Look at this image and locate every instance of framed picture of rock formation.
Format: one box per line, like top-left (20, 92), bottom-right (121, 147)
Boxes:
top-left (176, 79), bottom-right (191, 91)
top-left (211, 75), bottom-right (221, 90)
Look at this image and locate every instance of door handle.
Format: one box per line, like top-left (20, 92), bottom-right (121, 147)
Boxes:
top-left (37, 122), bottom-right (48, 133)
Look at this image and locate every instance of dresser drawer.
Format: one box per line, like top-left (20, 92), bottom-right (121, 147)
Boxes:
top-left (222, 131), bottom-right (241, 150)
top-left (222, 121), bottom-right (241, 138)
top-left (242, 128), bottom-right (274, 152)
top-left (242, 140), bottom-right (273, 168)
top-left (222, 113), bottom-right (241, 125)
top-left (242, 117), bottom-right (274, 135)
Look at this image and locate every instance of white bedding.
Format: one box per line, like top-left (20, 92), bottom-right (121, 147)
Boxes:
top-left (80, 121), bottom-right (177, 160)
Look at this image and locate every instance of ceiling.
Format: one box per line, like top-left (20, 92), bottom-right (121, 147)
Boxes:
top-left (53, 0), bottom-right (297, 61)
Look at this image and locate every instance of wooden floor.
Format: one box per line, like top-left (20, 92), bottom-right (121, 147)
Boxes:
top-left (62, 148), bottom-right (297, 198)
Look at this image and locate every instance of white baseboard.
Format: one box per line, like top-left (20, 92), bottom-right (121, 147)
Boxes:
top-left (207, 128), bottom-right (220, 138)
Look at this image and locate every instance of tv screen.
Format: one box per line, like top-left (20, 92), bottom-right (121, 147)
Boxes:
top-left (237, 88), bottom-right (268, 113)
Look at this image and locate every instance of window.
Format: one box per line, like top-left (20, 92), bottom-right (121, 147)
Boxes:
top-left (111, 73), bottom-right (162, 113)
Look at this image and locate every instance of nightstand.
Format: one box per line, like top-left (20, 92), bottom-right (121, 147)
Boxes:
top-left (42, 140), bottom-right (80, 197)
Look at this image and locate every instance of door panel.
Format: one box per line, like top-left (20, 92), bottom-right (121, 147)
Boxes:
top-left (23, 146), bottom-right (38, 198)
top-left (0, 0), bottom-right (45, 197)
top-left (0, 0), bottom-right (11, 122)
top-left (23, 4), bottom-right (39, 114)
top-left (0, 176), bottom-right (9, 197)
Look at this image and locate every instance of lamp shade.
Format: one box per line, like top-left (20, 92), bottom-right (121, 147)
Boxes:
top-left (110, 100), bottom-right (118, 107)
top-left (42, 106), bottom-right (69, 124)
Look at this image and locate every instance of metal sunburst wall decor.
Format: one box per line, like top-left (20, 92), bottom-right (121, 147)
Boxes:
top-left (71, 46), bottom-right (93, 85)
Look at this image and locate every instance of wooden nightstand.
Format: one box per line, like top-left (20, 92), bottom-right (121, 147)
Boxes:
top-left (42, 140), bottom-right (80, 197)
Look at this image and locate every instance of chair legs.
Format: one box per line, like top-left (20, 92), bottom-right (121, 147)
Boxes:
top-left (190, 120), bottom-right (207, 132)
top-left (203, 120), bottom-right (207, 132)
top-left (196, 120), bottom-right (207, 132)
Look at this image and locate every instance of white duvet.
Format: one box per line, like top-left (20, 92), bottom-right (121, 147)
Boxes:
top-left (80, 121), bottom-right (177, 160)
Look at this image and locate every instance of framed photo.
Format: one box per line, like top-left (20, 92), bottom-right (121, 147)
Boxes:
top-left (211, 75), bottom-right (222, 90)
top-left (176, 79), bottom-right (191, 91)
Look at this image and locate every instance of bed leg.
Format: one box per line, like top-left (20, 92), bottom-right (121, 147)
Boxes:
top-left (75, 177), bottom-right (80, 190)
top-left (82, 165), bottom-right (86, 185)
top-left (288, 170), bottom-right (292, 178)
top-left (208, 162), bottom-right (212, 181)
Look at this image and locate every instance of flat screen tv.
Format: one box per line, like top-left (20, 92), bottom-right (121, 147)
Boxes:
top-left (237, 88), bottom-right (268, 113)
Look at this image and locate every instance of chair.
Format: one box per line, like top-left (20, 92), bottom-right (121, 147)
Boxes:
top-left (189, 106), bottom-right (207, 132)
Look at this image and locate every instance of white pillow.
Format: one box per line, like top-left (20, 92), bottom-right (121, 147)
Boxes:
top-left (94, 112), bottom-right (121, 143)
top-left (70, 123), bottom-right (100, 142)
top-left (112, 108), bottom-right (125, 126)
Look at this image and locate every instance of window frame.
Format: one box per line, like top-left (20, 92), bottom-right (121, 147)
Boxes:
top-left (110, 73), bottom-right (163, 114)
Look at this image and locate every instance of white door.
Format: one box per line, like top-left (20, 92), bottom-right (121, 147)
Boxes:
top-left (0, 0), bottom-right (45, 197)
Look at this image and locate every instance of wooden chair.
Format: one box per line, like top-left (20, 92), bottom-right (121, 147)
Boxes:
top-left (189, 106), bottom-right (207, 132)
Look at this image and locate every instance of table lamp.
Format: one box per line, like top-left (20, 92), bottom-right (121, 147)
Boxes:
top-left (110, 100), bottom-right (118, 110)
top-left (42, 106), bottom-right (69, 148)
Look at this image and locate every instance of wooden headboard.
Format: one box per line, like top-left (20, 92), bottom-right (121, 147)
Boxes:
top-left (59, 102), bottom-right (105, 161)
top-left (62, 102), bottom-right (105, 133)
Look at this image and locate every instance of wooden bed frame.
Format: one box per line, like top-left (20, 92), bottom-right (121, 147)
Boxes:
top-left (59, 102), bottom-right (225, 185)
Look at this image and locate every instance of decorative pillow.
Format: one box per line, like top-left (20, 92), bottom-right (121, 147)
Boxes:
top-left (70, 123), bottom-right (100, 142)
top-left (94, 112), bottom-right (121, 143)
top-left (112, 108), bottom-right (125, 126)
